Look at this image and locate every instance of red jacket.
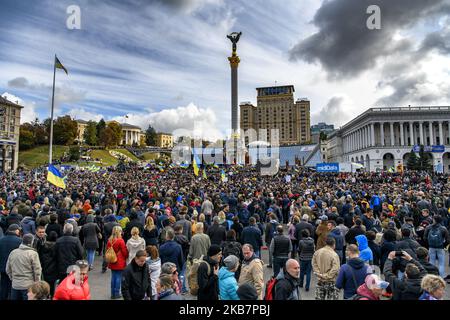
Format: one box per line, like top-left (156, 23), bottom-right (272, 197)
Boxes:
top-left (107, 238), bottom-right (128, 270)
top-left (53, 273), bottom-right (91, 300)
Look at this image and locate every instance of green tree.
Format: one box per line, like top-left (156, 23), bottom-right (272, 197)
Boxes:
top-left (52, 116), bottom-right (78, 145)
top-left (145, 125), bottom-right (157, 146)
top-left (406, 152), bottom-right (419, 170)
top-left (68, 146), bottom-right (80, 161)
top-left (418, 145), bottom-right (432, 172)
top-left (19, 126), bottom-right (35, 150)
top-left (83, 121), bottom-right (98, 146)
top-left (96, 119), bottom-right (106, 142)
top-left (99, 126), bottom-right (115, 148)
top-left (107, 122), bottom-right (123, 146)
top-left (319, 132), bottom-right (328, 141)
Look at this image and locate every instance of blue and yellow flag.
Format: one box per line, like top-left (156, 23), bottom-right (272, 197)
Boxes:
top-left (55, 56), bottom-right (68, 75)
top-left (202, 168), bottom-right (207, 179)
top-left (47, 164), bottom-right (66, 189)
top-left (180, 163), bottom-right (189, 169)
top-left (193, 149), bottom-right (201, 176)
top-left (213, 163), bottom-right (219, 169)
top-left (221, 169), bottom-right (226, 182)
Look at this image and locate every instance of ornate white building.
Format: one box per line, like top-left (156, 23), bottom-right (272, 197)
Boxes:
top-left (327, 106), bottom-right (450, 172)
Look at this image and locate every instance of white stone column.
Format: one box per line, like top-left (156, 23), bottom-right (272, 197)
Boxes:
top-left (439, 121), bottom-right (443, 146)
top-left (390, 122), bottom-right (394, 146)
top-left (370, 123), bottom-right (375, 147)
top-left (380, 122), bottom-right (385, 147)
top-left (409, 122), bottom-right (414, 146)
top-left (400, 122), bottom-right (404, 146)
top-left (419, 122), bottom-right (424, 145)
top-left (429, 121), bottom-right (434, 146)
top-left (125, 130), bottom-right (128, 145)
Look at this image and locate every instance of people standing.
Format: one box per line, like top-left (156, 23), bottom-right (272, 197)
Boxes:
top-left (274, 259), bottom-right (301, 300)
top-left (312, 236), bottom-right (340, 300)
top-left (81, 214), bottom-right (101, 270)
top-left (335, 244), bottom-right (368, 299)
top-left (270, 225), bottom-right (292, 277)
top-left (238, 244), bottom-right (264, 300)
top-left (197, 244), bottom-right (222, 301)
top-left (121, 250), bottom-right (152, 300)
top-left (106, 226), bottom-right (129, 299)
top-left (126, 227), bottom-right (146, 265)
top-left (54, 223), bottom-right (84, 281)
top-left (0, 224), bottom-right (21, 300)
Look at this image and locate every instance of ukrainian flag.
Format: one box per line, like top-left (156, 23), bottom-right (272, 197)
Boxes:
top-left (202, 168), bottom-right (207, 179)
top-left (55, 56), bottom-right (68, 75)
top-left (213, 163), bottom-right (219, 169)
top-left (193, 149), bottom-right (201, 176)
top-left (221, 169), bottom-right (226, 182)
top-left (47, 164), bottom-right (66, 189)
top-left (180, 163), bottom-right (189, 169)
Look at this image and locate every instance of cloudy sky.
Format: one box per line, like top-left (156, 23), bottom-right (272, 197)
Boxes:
top-left (1, 0), bottom-right (450, 141)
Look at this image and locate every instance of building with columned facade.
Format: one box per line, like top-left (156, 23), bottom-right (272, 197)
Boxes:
top-left (327, 106), bottom-right (450, 172)
top-left (156, 133), bottom-right (173, 148)
top-left (0, 96), bottom-right (22, 171)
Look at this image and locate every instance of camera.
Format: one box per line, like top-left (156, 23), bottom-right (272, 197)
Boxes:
top-left (395, 251), bottom-right (403, 257)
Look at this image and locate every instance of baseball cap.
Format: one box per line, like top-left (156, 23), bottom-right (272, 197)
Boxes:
top-left (365, 274), bottom-right (389, 290)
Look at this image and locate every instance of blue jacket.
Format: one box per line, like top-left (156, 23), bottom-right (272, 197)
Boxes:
top-left (20, 217), bottom-right (36, 235)
top-left (218, 267), bottom-right (239, 300)
top-left (355, 235), bottom-right (373, 263)
top-left (0, 233), bottom-right (22, 272)
top-left (241, 226), bottom-right (262, 251)
top-left (335, 258), bottom-right (368, 299)
top-left (370, 195), bottom-right (381, 208)
top-left (159, 240), bottom-right (184, 272)
top-left (329, 228), bottom-right (344, 251)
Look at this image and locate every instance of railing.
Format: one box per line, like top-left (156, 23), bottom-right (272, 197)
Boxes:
top-left (370, 106), bottom-right (450, 112)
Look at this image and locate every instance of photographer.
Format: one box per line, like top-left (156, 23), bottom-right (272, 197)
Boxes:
top-left (383, 250), bottom-right (427, 300)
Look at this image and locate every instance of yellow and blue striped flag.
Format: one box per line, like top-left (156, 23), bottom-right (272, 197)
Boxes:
top-left (47, 164), bottom-right (66, 189)
top-left (193, 149), bottom-right (201, 176)
top-left (202, 168), bottom-right (207, 179)
top-left (221, 169), bottom-right (226, 182)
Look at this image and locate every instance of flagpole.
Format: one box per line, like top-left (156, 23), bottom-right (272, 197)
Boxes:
top-left (49, 55), bottom-right (56, 164)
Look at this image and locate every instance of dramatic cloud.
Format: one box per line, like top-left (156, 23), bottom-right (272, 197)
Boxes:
top-left (312, 96), bottom-right (354, 127)
top-left (111, 102), bottom-right (223, 141)
top-left (1, 92), bottom-right (38, 124)
top-left (66, 108), bottom-right (103, 122)
top-left (289, 0), bottom-right (450, 80)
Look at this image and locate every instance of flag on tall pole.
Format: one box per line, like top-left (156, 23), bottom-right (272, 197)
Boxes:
top-left (49, 55), bottom-right (68, 164)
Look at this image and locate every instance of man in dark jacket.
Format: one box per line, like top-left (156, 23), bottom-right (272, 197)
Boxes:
top-left (54, 223), bottom-right (84, 280)
top-left (159, 228), bottom-right (184, 272)
top-left (174, 224), bottom-right (190, 294)
top-left (415, 247), bottom-right (439, 276)
top-left (298, 229), bottom-right (315, 291)
top-left (241, 217), bottom-right (263, 257)
top-left (124, 211), bottom-right (144, 243)
top-left (335, 244), bottom-right (368, 299)
top-left (383, 250), bottom-right (427, 300)
top-left (197, 244), bottom-right (221, 301)
top-left (345, 219), bottom-right (365, 245)
top-left (174, 208), bottom-right (192, 241)
top-left (270, 225), bottom-right (292, 277)
top-left (294, 214), bottom-right (315, 242)
top-left (0, 224), bottom-right (22, 300)
top-left (122, 250), bottom-right (152, 300)
top-left (207, 216), bottom-right (226, 246)
top-left (328, 220), bottom-right (344, 264)
top-left (395, 228), bottom-right (420, 256)
top-left (274, 259), bottom-right (301, 300)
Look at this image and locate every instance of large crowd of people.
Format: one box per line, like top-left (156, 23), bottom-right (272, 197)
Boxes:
top-left (0, 162), bottom-right (449, 300)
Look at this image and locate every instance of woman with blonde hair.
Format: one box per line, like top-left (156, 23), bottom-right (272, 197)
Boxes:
top-left (106, 226), bottom-right (128, 299)
top-left (146, 245), bottom-right (161, 300)
top-left (419, 274), bottom-right (446, 300)
top-left (143, 216), bottom-right (158, 246)
top-left (126, 227), bottom-right (146, 264)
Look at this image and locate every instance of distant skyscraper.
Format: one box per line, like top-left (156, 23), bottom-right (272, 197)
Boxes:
top-left (240, 85), bottom-right (310, 145)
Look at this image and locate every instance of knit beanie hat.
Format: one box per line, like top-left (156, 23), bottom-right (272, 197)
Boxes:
top-left (208, 244), bottom-right (222, 257)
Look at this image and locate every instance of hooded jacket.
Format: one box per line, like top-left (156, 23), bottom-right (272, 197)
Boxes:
top-left (218, 267), bottom-right (239, 300)
top-left (0, 233), bottom-right (22, 272)
top-left (355, 235), bottom-right (373, 263)
top-left (383, 258), bottom-right (426, 300)
top-left (126, 237), bottom-right (146, 265)
top-left (53, 272), bottom-right (91, 300)
top-left (274, 269), bottom-right (301, 300)
top-left (329, 228), bottom-right (344, 251)
top-left (335, 258), bottom-right (368, 299)
top-left (20, 216), bottom-right (36, 235)
top-left (238, 255), bottom-right (264, 300)
top-left (146, 257), bottom-right (161, 297)
top-left (121, 258), bottom-right (152, 300)
top-left (6, 244), bottom-right (42, 290)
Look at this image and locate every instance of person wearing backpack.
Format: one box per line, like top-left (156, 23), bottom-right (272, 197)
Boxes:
top-left (197, 244), bottom-right (222, 300)
top-left (335, 244), bottom-right (368, 299)
top-left (423, 215), bottom-right (449, 277)
top-left (273, 259), bottom-right (301, 300)
top-left (106, 226), bottom-right (129, 299)
top-left (265, 213), bottom-right (279, 268)
top-left (221, 230), bottom-right (243, 279)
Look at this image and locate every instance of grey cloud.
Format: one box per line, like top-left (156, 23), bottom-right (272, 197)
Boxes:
top-left (8, 77), bottom-right (30, 88)
top-left (289, 0), bottom-right (450, 79)
top-left (313, 96), bottom-right (353, 127)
